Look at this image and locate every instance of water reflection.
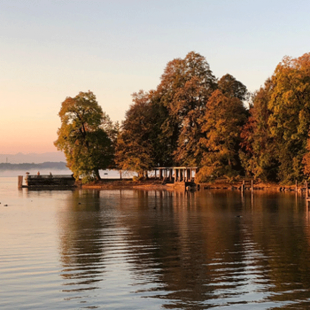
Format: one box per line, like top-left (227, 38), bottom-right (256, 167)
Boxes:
top-left (58, 190), bottom-right (107, 297)
top-left (114, 190), bottom-right (258, 308)
top-left (56, 188), bottom-right (310, 309)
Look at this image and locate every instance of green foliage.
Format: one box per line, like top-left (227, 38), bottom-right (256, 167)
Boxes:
top-left (54, 91), bottom-right (114, 182)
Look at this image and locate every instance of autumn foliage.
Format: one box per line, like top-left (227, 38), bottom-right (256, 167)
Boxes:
top-left (54, 91), bottom-right (116, 182)
top-left (115, 52), bottom-right (248, 181)
top-left (57, 52), bottom-right (310, 184)
top-left (115, 51), bottom-right (310, 184)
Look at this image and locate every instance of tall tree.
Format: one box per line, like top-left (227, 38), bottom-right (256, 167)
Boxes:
top-left (157, 51), bottom-right (217, 166)
top-left (268, 53), bottom-right (310, 182)
top-left (240, 79), bottom-right (278, 181)
top-left (218, 73), bottom-right (248, 101)
top-left (115, 90), bottom-right (170, 176)
top-left (54, 91), bottom-right (114, 182)
top-left (198, 90), bottom-right (247, 180)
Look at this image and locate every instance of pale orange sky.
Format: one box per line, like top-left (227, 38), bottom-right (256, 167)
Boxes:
top-left (1, 0), bottom-right (309, 154)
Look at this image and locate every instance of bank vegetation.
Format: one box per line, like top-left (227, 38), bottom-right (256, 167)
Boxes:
top-left (54, 51), bottom-right (310, 185)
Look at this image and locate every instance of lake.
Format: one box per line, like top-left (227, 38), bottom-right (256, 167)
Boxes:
top-left (1, 177), bottom-right (310, 309)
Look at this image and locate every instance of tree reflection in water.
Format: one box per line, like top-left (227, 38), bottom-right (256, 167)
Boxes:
top-left (57, 188), bottom-right (310, 309)
top-left (58, 190), bottom-right (107, 295)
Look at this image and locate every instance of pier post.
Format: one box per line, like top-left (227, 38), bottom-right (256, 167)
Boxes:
top-left (306, 181), bottom-right (308, 199)
top-left (295, 179), bottom-right (298, 192)
top-left (251, 180), bottom-right (254, 192)
top-left (18, 176), bottom-right (23, 188)
top-left (241, 180), bottom-right (245, 194)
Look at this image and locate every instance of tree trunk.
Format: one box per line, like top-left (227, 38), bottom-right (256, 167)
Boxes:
top-left (94, 168), bottom-right (101, 180)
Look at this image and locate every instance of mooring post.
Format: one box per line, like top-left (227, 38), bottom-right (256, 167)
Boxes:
top-left (251, 180), bottom-right (254, 192)
top-left (295, 179), bottom-right (298, 192)
top-left (241, 180), bottom-right (245, 194)
top-left (18, 176), bottom-right (23, 188)
top-left (306, 181), bottom-right (308, 199)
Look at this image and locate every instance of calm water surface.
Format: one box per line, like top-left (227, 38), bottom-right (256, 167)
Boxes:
top-left (1, 177), bottom-right (310, 309)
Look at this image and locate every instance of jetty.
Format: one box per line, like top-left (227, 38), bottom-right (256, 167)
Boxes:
top-left (18, 173), bottom-right (76, 189)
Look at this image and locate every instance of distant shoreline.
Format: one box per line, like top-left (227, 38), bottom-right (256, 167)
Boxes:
top-left (0, 162), bottom-right (67, 171)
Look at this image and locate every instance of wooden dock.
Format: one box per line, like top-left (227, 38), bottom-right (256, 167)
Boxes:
top-left (18, 174), bottom-right (76, 189)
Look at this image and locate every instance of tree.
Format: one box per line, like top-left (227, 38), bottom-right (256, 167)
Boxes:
top-left (239, 79), bottom-right (278, 181)
top-left (54, 91), bottom-right (114, 182)
top-left (115, 52), bottom-right (218, 173)
top-left (115, 90), bottom-right (172, 176)
top-left (157, 51), bottom-right (217, 166)
top-left (218, 73), bottom-right (248, 101)
top-left (268, 53), bottom-right (310, 182)
top-left (198, 90), bottom-right (247, 180)
top-left (302, 135), bottom-right (310, 177)
top-left (115, 91), bottom-right (154, 176)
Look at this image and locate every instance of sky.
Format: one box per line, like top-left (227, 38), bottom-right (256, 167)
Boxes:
top-left (1, 0), bottom-right (310, 154)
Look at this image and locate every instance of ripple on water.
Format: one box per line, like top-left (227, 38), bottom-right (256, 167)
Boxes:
top-left (2, 183), bottom-right (310, 309)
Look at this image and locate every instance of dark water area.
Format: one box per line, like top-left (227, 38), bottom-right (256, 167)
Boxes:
top-left (1, 177), bottom-right (310, 309)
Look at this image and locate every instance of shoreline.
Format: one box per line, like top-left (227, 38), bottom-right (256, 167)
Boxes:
top-left (199, 182), bottom-right (300, 192)
top-left (80, 179), bottom-right (306, 193)
top-left (80, 179), bottom-right (167, 190)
